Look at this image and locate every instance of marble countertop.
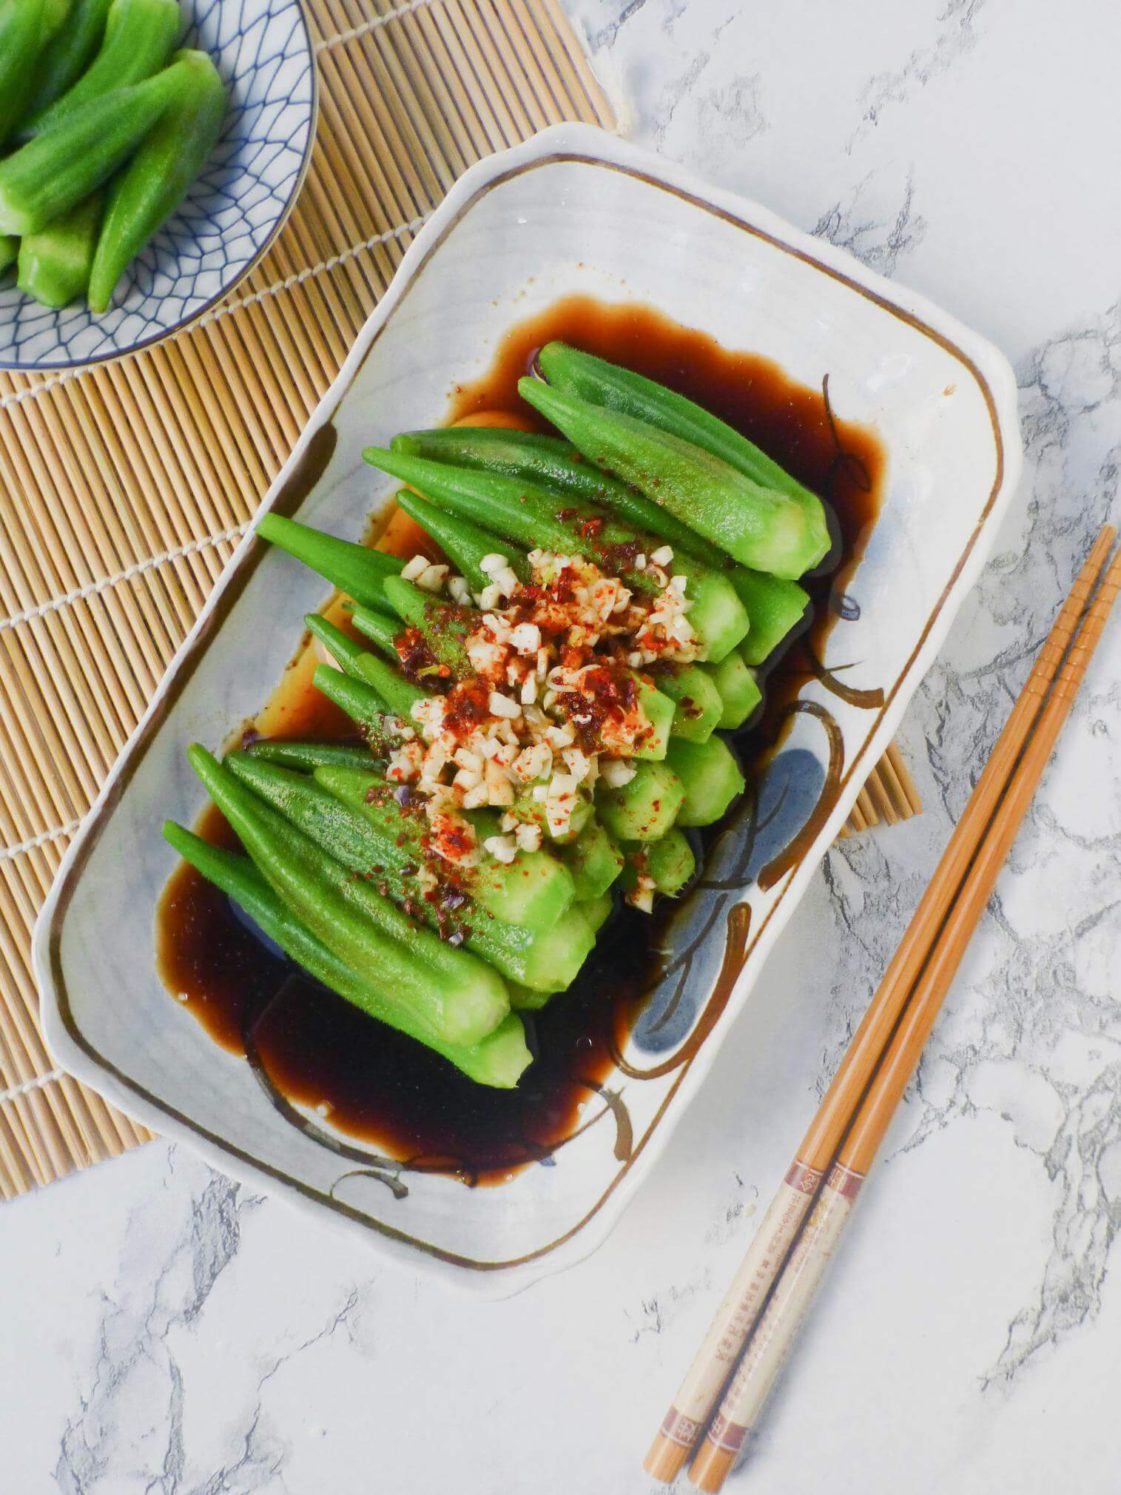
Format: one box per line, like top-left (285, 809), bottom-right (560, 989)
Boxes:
top-left (8, 2), bottom-right (1121, 1490)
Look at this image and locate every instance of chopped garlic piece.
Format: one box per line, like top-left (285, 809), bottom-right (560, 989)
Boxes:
top-left (416, 563), bottom-right (448, 593)
top-left (510, 622), bottom-right (541, 654)
top-left (401, 554), bottom-right (429, 581)
top-left (515, 822), bottom-right (542, 853)
top-left (600, 758), bottom-right (637, 788)
top-left (484, 833), bottom-right (518, 864)
top-left (488, 691), bottom-right (521, 720)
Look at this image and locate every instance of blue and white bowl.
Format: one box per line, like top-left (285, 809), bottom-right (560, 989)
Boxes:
top-left (0, 0), bottom-right (317, 371)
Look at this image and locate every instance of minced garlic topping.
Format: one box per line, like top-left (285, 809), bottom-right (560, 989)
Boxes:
top-left (381, 546), bottom-right (697, 894)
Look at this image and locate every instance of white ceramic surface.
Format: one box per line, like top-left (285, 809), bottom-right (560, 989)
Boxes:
top-left (34, 123), bottom-right (1020, 1294)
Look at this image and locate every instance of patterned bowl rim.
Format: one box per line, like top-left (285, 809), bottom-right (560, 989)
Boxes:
top-left (0, 1), bottom-right (321, 375)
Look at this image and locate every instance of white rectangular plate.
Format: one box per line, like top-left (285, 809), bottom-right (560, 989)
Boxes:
top-left (35, 124), bottom-right (1021, 1294)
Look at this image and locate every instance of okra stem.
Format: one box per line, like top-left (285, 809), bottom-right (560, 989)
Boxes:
top-left (394, 491), bottom-right (531, 593)
top-left (596, 760), bottom-right (685, 842)
top-left (561, 820), bottom-right (624, 900)
top-left (622, 829), bottom-right (696, 898)
top-left (706, 650), bottom-right (763, 731)
top-left (728, 568), bottom-right (810, 665)
top-left (654, 663), bottom-right (723, 744)
top-left (257, 513), bottom-right (403, 614)
top-left (665, 735), bottom-right (746, 826)
top-left (243, 740), bottom-right (378, 773)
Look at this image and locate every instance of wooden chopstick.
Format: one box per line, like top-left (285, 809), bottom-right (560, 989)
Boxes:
top-left (687, 536), bottom-right (1121, 1490)
top-left (643, 524), bottom-right (1117, 1486)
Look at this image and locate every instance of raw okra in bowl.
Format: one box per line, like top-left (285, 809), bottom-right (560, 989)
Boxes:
top-left (162, 344), bottom-right (834, 1092)
top-left (0, 0), bottom-right (315, 369)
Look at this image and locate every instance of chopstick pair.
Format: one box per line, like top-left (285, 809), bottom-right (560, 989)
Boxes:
top-left (644, 523), bottom-right (1121, 1491)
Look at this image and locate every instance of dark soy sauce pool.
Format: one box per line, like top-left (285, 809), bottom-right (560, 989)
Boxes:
top-left (157, 296), bottom-right (885, 1184)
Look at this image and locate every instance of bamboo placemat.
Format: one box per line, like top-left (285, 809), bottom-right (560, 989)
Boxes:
top-left (0, 0), bottom-right (917, 1200)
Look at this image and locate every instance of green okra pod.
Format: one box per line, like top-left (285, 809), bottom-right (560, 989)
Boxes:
top-left (17, 193), bottom-right (102, 308)
top-left (0, 237), bottom-right (17, 276)
top-left (88, 46), bottom-right (226, 312)
top-left (596, 760), bottom-right (684, 842)
top-left (311, 665), bottom-right (396, 742)
top-left (394, 490), bottom-right (531, 594)
top-left (257, 512), bottom-right (403, 614)
top-left (0, 0), bottom-right (52, 148)
top-left (706, 650), bottom-right (763, 731)
top-left (654, 662), bottom-right (723, 744)
top-left (347, 603), bottom-right (400, 660)
top-left (243, 739), bottom-right (379, 773)
top-left (315, 764), bottom-right (578, 934)
top-left (519, 378), bottom-right (832, 580)
top-left (622, 828), bottom-right (696, 899)
top-left (394, 424), bottom-right (732, 573)
top-left (0, 59), bottom-right (198, 236)
top-left (24, 0), bottom-right (113, 124)
top-left (306, 616), bottom-right (428, 721)
top-left (26, 0), bottom-right (180, 136)
top-left (561, 819), bottom-right (624, 900)
top-left (728, 567), bottom-right (811, 664)
top-left (187, 744), bottom-right (509, 1047)
top-left (537, 342), bottom-right (827, 517)
top-left (380, 574), bottom-right (473, 679)
top-left (665, 735), bottom-right (745, 826)
top-left (163, 820), bottom-right (531, 1088)
top-left (579, 892), bottom-right (614, 934)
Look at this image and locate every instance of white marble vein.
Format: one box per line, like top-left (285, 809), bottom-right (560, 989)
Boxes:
top-left (5, 0), bottom-right (1121, 1490)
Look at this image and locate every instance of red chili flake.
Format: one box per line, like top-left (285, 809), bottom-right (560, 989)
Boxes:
top-left (442, 676), bottom-right (492, 740)
top-left (578, 515), bottom-right (605, 539)
top-left (556, 662), bottom-right (640, 752)
top-left (434, 817), bottom-right (476, 861)
top-left (599, 537), bottom-right (643, 573)
top-left (396, 627), bottom-right (447, 686)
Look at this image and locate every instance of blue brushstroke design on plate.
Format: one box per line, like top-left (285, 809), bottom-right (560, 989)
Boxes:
top-left (0, 0), bottom-right (317, 372)
top-left (630, 746), bottom-right (827, 1055)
